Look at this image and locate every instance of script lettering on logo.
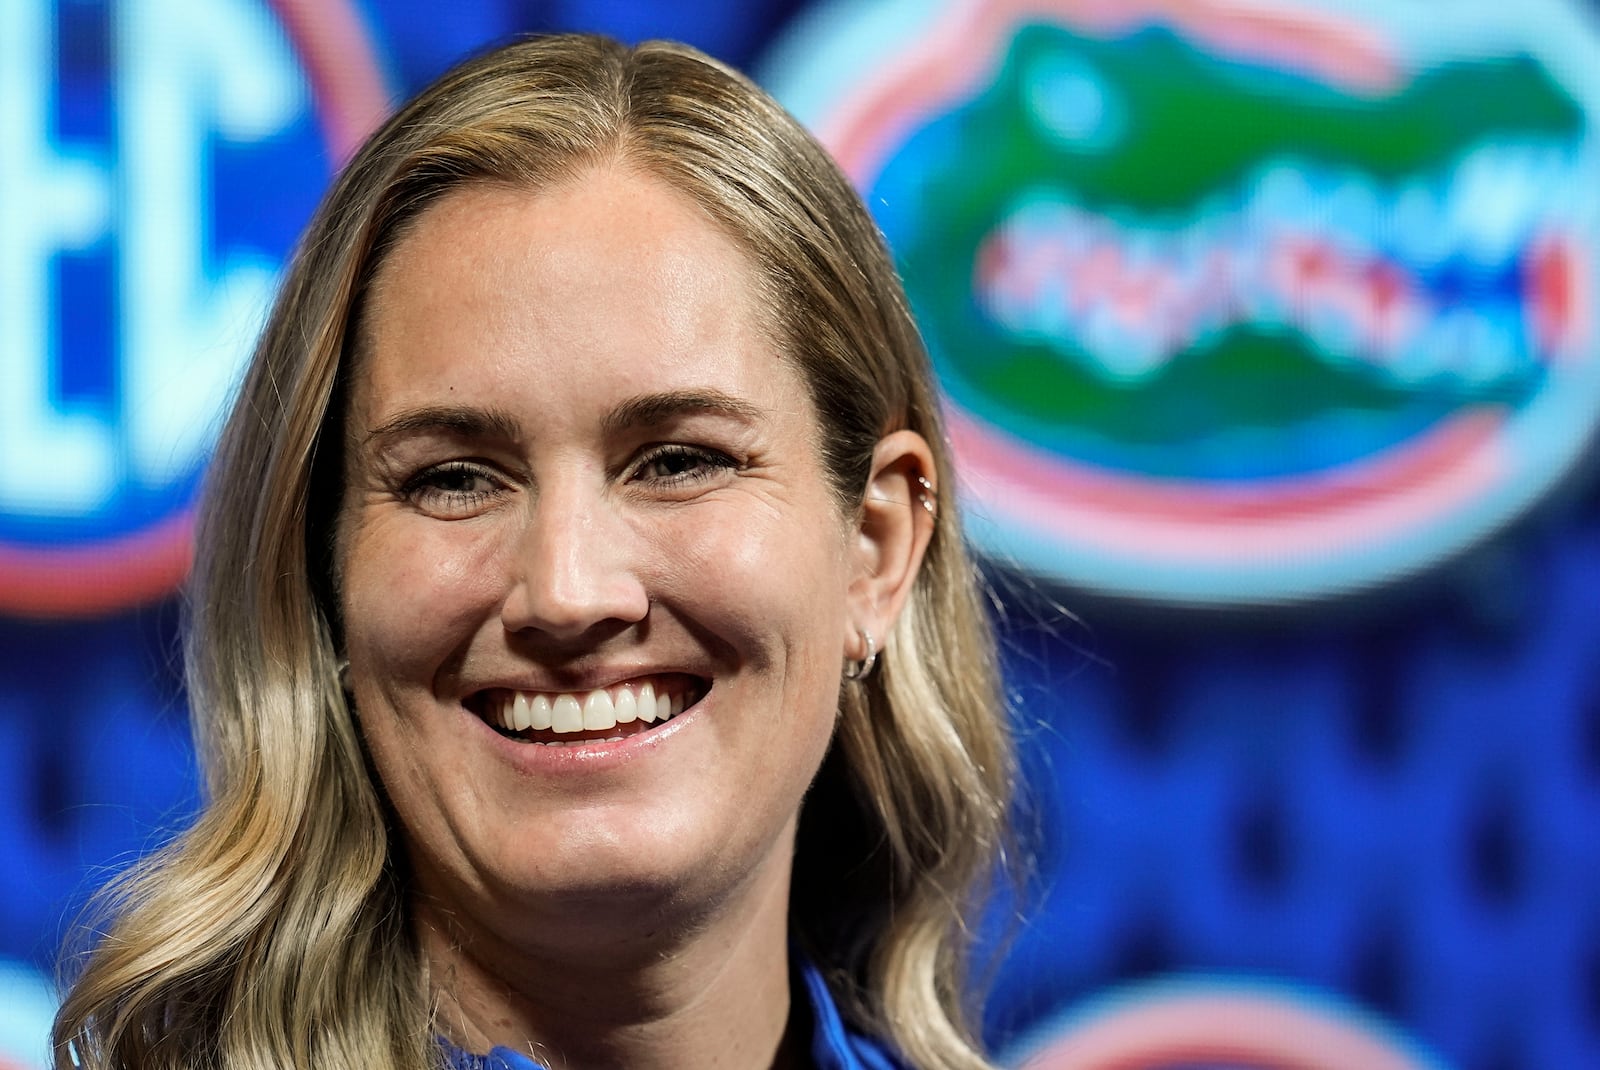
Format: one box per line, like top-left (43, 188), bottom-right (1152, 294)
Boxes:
top-left (766, 0), bottom-right (1600, 606)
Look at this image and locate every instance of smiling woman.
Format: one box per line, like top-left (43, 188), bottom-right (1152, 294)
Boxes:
top-left (52, 34), bottom-right (1014, 1070)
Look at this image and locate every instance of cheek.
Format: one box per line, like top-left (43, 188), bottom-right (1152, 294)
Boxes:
top-left (648, 500), bottom-right (849, 660)
top-left (339, 513), bottom-right (512, 672)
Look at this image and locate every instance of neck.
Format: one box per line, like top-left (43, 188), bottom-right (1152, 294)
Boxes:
top-left (419, 844), bottom-right (803, 1070)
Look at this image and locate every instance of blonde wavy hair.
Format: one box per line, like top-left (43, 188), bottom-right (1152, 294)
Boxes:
top-left (54, 34), bottom-right (1013, 1070)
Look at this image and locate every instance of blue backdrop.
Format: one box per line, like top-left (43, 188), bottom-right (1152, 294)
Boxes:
top-left (3, 2), bottom-right (1598, 1069)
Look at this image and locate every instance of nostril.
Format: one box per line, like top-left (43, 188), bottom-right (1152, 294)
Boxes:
top-left (500, 500), bottom-right (651, 639)
top-left (500, 574), bottom-right (651, 640)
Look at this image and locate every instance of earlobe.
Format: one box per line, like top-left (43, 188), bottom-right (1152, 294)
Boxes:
top-left (849, 429), bottom-right (938, 644)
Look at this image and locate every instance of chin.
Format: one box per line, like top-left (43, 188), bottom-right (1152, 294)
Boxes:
top-left (438, 802), bottom-right (795, 940)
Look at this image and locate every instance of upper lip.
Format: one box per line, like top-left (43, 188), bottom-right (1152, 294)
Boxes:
top-left (463, 666), bottom-right (709, 699)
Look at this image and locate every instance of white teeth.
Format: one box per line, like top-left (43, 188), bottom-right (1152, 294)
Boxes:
top-left (491, 679), bottom-right (695, 736)
top-left (582, 689), bottom-right (617, 731)
top-left (614, 687), bottom-right (638, 724)
top-left (551, 694), bottom-right (584, 733)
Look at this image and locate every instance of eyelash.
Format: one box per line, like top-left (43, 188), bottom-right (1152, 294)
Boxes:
top-left (401, 461), bottom-right (503, 514)
top-left (631, 445), bottom-right (739, 486)
top-left (399, 446), bottom-right (737, 514)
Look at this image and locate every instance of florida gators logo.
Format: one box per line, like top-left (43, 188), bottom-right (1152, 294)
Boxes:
top-left (0, 0), bottom-right (386, 617)
top-left (766, 0), bottom-right (1600, 605)
top-left (1003, 976), bottom-right (1449, 1070)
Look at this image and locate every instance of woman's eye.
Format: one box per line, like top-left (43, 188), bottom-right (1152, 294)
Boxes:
top-left (401, 462), bottom-right (505, 517)
top-left (633, 446), bottom-right (738, 486)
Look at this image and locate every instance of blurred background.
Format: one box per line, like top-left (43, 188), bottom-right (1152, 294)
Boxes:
top-left (4, 0), bottom-right (1599, 1067)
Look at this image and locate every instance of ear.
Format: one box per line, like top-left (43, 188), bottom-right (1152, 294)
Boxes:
top-left (846, 429), bottom-right (938, 658)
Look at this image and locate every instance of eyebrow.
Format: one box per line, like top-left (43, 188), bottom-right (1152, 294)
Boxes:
top-left (362, 405), bottom-right (523, 446)
top-left (601, 388), bottom-right (765, 437)
top-left (361, 389), bottom-right (764, 447)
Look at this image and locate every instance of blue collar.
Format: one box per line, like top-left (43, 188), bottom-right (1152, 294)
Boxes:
top-left (438, 959), bottom-right (904, 1070)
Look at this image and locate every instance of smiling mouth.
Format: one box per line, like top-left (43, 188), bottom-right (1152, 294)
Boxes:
top-left (471, 675), bottom-right (708, 746)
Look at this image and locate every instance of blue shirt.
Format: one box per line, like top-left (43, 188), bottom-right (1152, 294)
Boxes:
top-left (438, 959), bottom-right (905, 1070)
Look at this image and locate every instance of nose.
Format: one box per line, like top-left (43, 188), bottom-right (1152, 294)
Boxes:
top-left (500, 480), bottom-right (649, 642)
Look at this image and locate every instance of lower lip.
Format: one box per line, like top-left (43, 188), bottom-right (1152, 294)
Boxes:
top-left (467, 693), bottom-right (707, 773)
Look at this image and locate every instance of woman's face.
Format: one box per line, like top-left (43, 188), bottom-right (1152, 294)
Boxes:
top-left (336, 170), bottom-right (859, 941)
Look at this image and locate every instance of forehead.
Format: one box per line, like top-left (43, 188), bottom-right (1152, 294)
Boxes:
top-left (353, 169), bottom-right (796, 421)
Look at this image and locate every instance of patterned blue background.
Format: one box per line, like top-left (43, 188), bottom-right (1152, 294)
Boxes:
top-left (2, 3), bottom-right (1598, 1069)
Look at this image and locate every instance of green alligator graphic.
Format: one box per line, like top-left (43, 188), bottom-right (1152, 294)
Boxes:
top-left (871, 22), bottom-right (1588, 479)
